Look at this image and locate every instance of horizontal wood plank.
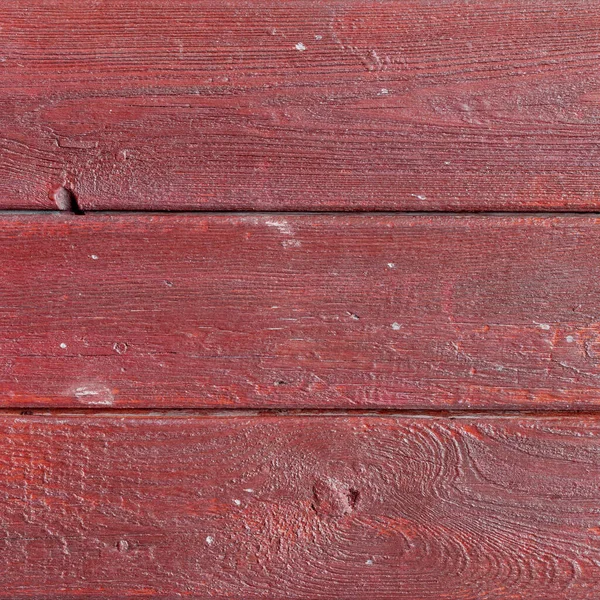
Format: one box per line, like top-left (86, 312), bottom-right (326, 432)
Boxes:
top-left (1, 213), bottom-right (600, 408)
top-left (1, 413), bottom-right (599, 598)
top-left (3, 1), bottom-right (600, 210)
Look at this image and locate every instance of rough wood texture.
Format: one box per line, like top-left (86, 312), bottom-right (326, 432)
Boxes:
top-left (1, 413), bottom-right (599, 598)
top-left (2, 213), bottom-right (600, 408)
top-left (3, 1), bottom-right (600, 210)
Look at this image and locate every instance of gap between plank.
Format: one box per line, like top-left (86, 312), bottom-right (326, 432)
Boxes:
top-left (9, 408), bottom-right (600, 419)
top-left (9, 209), bottom-right (600, 217)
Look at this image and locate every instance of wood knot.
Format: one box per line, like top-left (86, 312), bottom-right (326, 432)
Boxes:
top-left (52, 186), bottom-right (73, 210)
top-left (51, 186), bottom-right (84, 214)
top-left (310, 478), bottom-right (360, 518)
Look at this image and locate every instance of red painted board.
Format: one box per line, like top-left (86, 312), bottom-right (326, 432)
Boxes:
top-left (1, 413), bottom-right (599, 598)
top-left (3, 1), bottom-right (600, 210)
top-left (1, 213), bottom-right (600, 408)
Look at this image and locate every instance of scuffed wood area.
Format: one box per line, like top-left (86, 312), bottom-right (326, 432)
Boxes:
top-left (1, 413), bottom-right (599, 598)
top-left (3, 1), bottom-right (600, 210)
top-left (1, 213), bottom-right (600, 408)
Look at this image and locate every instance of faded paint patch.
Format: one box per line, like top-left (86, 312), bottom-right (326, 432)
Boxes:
top-left (73, 385), bottom-right (114, 405)
top-left (265, 219), bottom-right (294, 235)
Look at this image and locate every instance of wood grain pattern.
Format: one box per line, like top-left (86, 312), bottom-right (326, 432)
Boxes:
top-left (2, 213), bottom-right (600, 408)
top-left (3, 0), bottom-right (600, 210)
top-left (0, 413), bottom-right (599, 598)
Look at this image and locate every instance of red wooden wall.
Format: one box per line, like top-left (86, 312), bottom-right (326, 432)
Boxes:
top-left (2, 1), bottom-right (600, 598)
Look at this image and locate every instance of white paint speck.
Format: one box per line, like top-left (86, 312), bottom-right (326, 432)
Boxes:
top-left (233, 499), bottom-right (241, 506)
top-left (379, 88), bottom-right (389, 95)
top-left (414, 194), bottom-right (427, 200)
top-left (295, 42), bottom-right (306, 51)
top-left (315, 35), bottom-right (322, 40)
top-left (206, 536), bottom-right (214, 545)
top-left (366, 559), bottom-right (374, 565)
top-left (391, 322), bottom-right (401, 330)
top-left (243, 488), bottom-right (254, 493)
top-left (90, 255), bottom-right (99, 260)
top-left (387, 263), bottom-right (395, 269)
top-left (60, 343), bottom-right (67, 349)
top-left (537, 323), bottom-right (551, 330)
top-left (566, 335), bottom-right (575, 343)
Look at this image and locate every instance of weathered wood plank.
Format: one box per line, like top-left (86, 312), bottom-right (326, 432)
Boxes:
top-left (1, 213), bottom-right (600, 408)
top-left (3, 1), bottom-right (600, 210)
top-left (0, 413), bottom-right (598, 598)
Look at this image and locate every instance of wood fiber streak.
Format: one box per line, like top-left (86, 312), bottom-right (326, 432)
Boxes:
top-left (1, 414), bottom-right (600, 598)
top-left (3, 1), bottom-right (600, 210)
top-left (2, 213), bottom-right (600, 408)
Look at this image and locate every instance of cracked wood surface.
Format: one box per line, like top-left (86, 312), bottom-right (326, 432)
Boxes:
top-left (2, 413), bottom-right (600, 599)
top-left (1, 213), bottom-right (600, 408)
top-left (3, 0), bottom-right (600, 210)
